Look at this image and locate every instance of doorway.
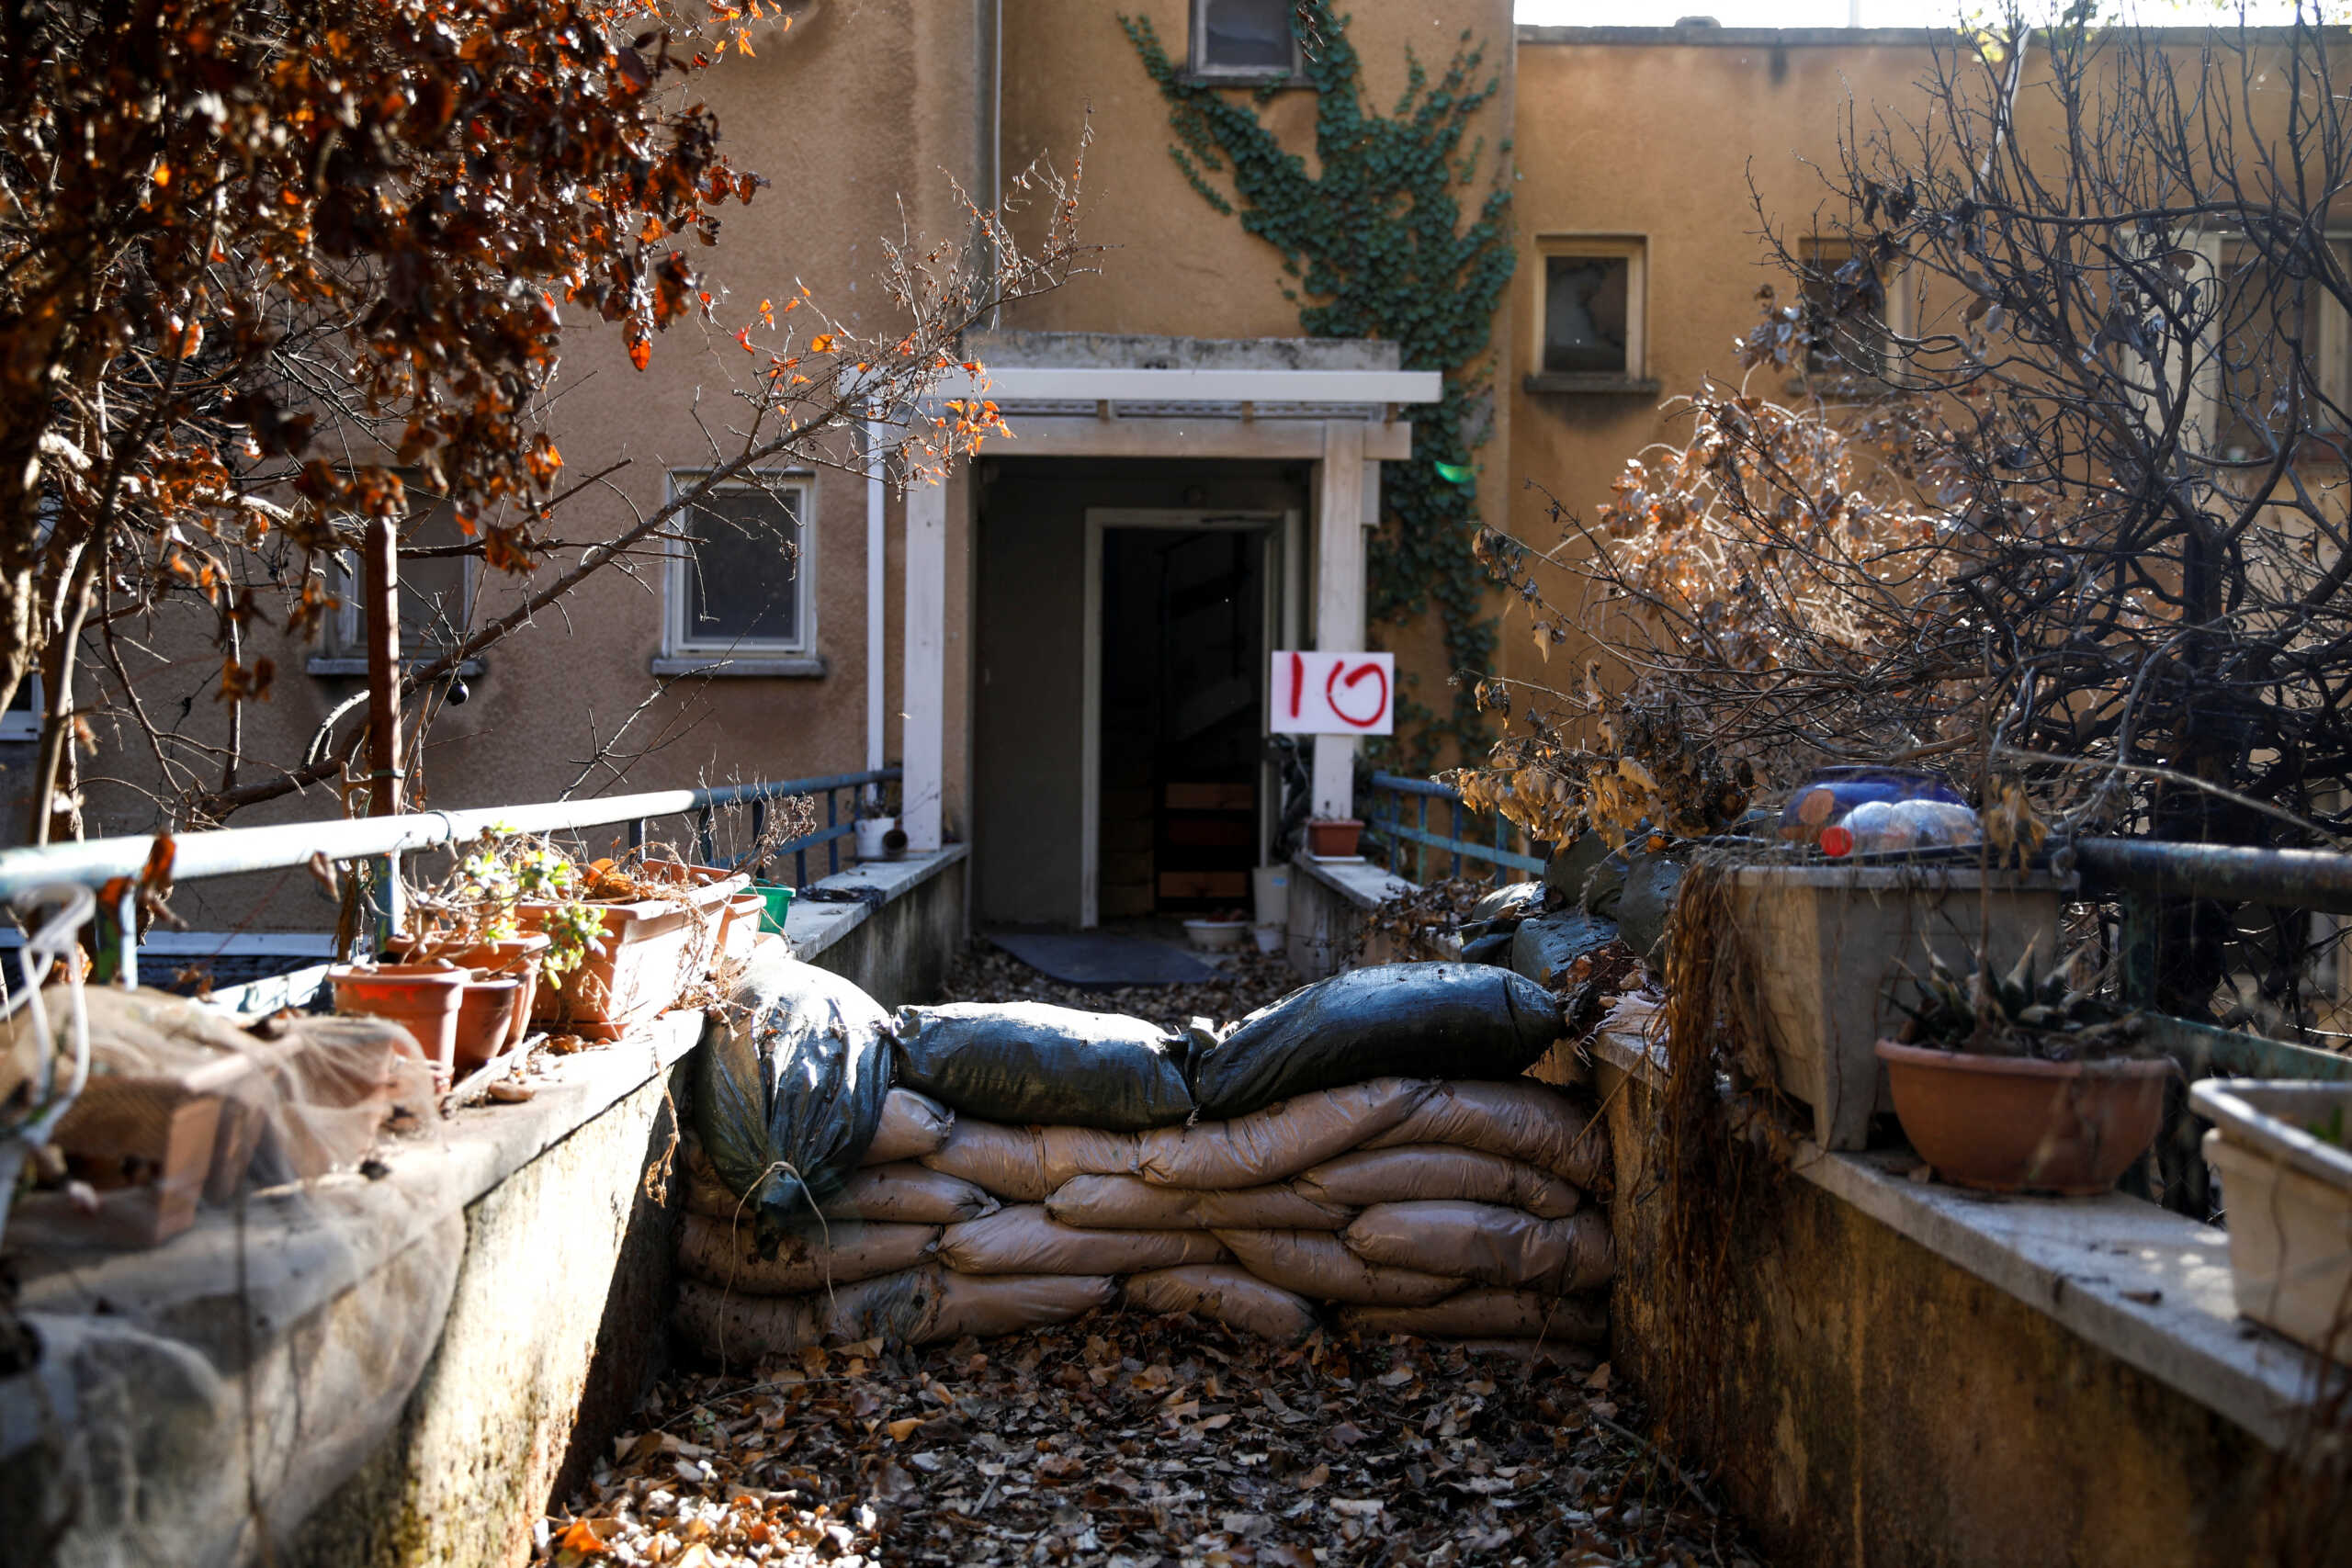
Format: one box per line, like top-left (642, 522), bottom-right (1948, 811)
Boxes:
top-left (1082, 509), bottom-right (1296, 926)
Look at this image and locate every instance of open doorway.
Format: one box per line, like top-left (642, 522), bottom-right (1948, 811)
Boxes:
top-left (1083, 510), bottom-right (1293, 925)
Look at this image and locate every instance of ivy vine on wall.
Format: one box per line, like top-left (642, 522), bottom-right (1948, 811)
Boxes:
top-left (1122, 2), bottom-right (1514, 771)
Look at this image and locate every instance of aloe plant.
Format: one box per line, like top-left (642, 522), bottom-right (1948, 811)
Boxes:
top-left (1892, 937), bottom-right (2145, 1061)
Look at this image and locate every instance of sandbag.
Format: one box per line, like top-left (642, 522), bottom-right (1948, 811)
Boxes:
top-left (864, 1089), bottom-right (955, 1165)
top-left (677, 1213), bottom-right (941, 1294)
top-left (1046, 1173), bottom-right (1355, 1232)
top-left (938, 1204), bottom-right (1227, 1274)
top-left (924, 1271), bottom-right (1117, 1341)
top-left (1212, 1229), bottom-right (1462, 1307)
top-left (1362, 1079), bottom-right (1610, 1192)
top-left (1510, 912), bottom-right (1620, 991)
top-left (685, 1147), bottom-right (995, 1224)
top-left (1125, 1265), bottom-right (1319, 1345)
top-left (920, 1119), bottom-right (1139, 1202)
top-left (1342, 1201), bottom-right (1613, 1292)
top-left (890, 1002), bottom-right (1193, 1130)
top-left (1134, 1077), bottom-right (1431, 1190)
top-left (1296, 1145), bottom-right (1582, 1219)
top-left (691, 954), bottom-right (896, 1253)
top-left (1189, 964), bottom-right (1564, 1120)
top-left (1340, 1288), bottom-right (1609, 1344)
top-left (675, 1269), bottom-right (944, 1361)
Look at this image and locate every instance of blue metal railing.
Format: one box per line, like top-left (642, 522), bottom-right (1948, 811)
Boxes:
top-left (0, 765), bottom-right (902, 978)
top-left (1362, 772), bottom-right (1544, 882)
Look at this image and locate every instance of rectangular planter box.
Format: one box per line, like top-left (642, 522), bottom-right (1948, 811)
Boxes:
top-left (1727, 863), bottom-right (2074, 1150)
top-left (2192, 1078), bottom-right (2352, 1363)
top-left (525, 874), bottom-right (746, 1041)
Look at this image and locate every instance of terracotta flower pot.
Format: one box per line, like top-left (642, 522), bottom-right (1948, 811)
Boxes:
top-left (1875, 1038), bottom-right (2172, 1196)
top-left (1306, 818), bottom-right (1363, 858)
top-left (331, 963), bottom-right (470, 1089)
top-left (520, 872), bottom-right (748, 1041)
top-left (392, 932), bottom-right (551, 1051)
top-left (451, 976), bottom-right (525, 1074)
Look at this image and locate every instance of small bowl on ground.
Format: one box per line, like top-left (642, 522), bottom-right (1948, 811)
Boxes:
top-left (1183, 918), bottom-right (1249, 952)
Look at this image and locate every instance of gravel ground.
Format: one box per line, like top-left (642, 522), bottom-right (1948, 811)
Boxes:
top-left (935, 939), bottom-right (1309, 1035)
top-left (536, 1313), bottom-right (1758, 1567)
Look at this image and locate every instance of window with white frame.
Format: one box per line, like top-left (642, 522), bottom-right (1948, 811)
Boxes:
top-left (317, 482), bottom-right (475, 667)
top-left (664, 475), bottom-right (812, 656)
top-left (1190, 0), bottom-right (1300, 82)
top-left (1, 674), bottom-right (43, 742)
top-left (1533, 236), bottom-right (1646, 383)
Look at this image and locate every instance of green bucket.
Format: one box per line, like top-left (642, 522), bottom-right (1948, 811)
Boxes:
top-left (756, 883), bottom-right (795, 935)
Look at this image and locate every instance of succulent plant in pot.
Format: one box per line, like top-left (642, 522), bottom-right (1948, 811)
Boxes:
top-left (1875, 942), bottom-right (2172, 1195)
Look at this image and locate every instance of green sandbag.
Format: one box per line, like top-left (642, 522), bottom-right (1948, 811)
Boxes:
top-left (889, 1001), bottom-right (1194, 1130)
top-left (693, 953), bottom-right (896, 1256)
top-left (1187, 962), bottom-right (1565, 1121)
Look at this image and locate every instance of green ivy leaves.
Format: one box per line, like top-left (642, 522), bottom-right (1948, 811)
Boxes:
top-left (1123, 2), bottom-right (1514, 770)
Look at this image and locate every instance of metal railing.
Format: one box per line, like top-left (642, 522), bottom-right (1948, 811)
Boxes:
top-left (1362, 772), bottom-right (1545, 881)
top-left (0, 766), bottom-right (901, 982)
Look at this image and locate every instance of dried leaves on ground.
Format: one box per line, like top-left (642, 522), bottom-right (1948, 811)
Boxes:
top-left (537, 1313), bottom-right (1757, 1568)
top-left (938, 942), bottom-right (1306, 1035)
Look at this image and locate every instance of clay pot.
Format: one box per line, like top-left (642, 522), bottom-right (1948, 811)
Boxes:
top-left (1875, 1039), bottom-right (2172, 1195)
top-left (392, 932), bottom-right (551, 1051)
top-left (1306, 818), bottom-right (1363, 858)
top-left (519, 872), bottom-right (748, 1041)
top-left (451, 976), bottom-right (525, 1074)
top-left (331, 963), bottom-right (469, 1088)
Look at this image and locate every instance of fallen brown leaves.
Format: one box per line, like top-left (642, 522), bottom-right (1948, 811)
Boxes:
top-left (938, 942), bottom-right (1306, 1035)
top-left (536, 1312), bottom-right (1758, 1568)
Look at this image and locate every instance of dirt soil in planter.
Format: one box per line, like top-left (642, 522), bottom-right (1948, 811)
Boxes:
top-left (534, 1314), bottom-right (1757, 1567)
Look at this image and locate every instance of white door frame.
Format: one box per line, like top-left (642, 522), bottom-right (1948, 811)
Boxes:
top-left (1080, 507), bottom-right (1297, 929)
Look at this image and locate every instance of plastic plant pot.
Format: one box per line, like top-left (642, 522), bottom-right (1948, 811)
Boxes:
top-left (330, 963), bottom-right (469, 1088)
top-left (1306, 818), bottom-right (1363, 858)
top-left (451, 976), bottom-right (525, 1074)
top-left (1875, 1038), bottom-right (2170, 1195)
top-left (393, 932), bottom-right (550, 1051)
top-left (756, 884), bottom-right (795, 935)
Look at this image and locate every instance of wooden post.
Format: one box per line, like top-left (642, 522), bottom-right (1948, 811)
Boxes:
top-left (364, 513), bottom-right (404, 942)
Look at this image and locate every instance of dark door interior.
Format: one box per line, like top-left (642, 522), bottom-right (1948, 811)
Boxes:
top-left (1098, 527), bottom-right (1266, 919)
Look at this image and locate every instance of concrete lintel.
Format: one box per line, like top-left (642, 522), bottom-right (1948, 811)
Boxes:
top-left (935, 366), bottom-right (1441, 405)
top-left (979, 415), bottom-right (1413, 461)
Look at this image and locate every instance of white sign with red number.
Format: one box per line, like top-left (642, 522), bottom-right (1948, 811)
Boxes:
top-left (1272, 650), bottom-right (1395, 736)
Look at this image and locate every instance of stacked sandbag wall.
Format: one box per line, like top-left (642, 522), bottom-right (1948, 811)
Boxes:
top-left (673, 960), bottom-right (1614, 1359)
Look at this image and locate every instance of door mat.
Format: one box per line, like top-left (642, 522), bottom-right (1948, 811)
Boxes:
top-left (986, 931), bottom-right (1220, 987)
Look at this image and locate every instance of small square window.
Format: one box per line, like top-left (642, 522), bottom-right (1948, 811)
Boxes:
top-left (1799, 237), bottom-right (1894, 386)
top-left (314, 481), bottom-right (478, 672)
top-left (1, 674), bottom-right (44, 742)
top-left (1191, 0), bottom-right (1300, 82)
top-left (665, 475), bottom-right (811, 656)
top-left (1531, 237), bottom-right (1647, 390)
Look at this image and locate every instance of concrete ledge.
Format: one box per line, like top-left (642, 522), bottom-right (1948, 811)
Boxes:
top-left (1283, 852), bottom-right (1410, 978)
top-left (787, 843), bottom-right (967, 1008)
top-left (1593, 1028), bottom-right (2352, 1565)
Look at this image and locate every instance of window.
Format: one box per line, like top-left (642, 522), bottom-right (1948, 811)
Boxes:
top-left (663, 474), bottom-right (812, 658)
top-left (1, 675), bottom-right (43, 742)
top-left (1529, 236), bottom-right (1649, 391)
top-left (1190, 0), bottom-right (1299, 82)
top-left (2211, 235), bottom-right (2352, 462)
top-left (1798, 237), bottom-right (1895, 387)
top-left (311, 482), bottom-right (478, 675)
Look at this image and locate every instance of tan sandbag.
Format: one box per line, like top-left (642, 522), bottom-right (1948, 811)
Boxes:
top-left (1046, 1173), bottom-right (1354, 1232)
top-left (677, 1213), bottom-right (941, 1294)
top-left (939, 1203), bottom-right (1227, 1274)
top-left (1296, 1145), bottom-right (1582, 1219)
top-left (922, 1270), bottom-right (1117, 1341)
top-left (1134, 1077), bottom-right (1432, 1190)
top-left (1343, 1201), bottom-right (1612, 1292)
top-left (1213, 1228), bottom-right (1461, 1306)
top-left (1340, 1287), bottom-right (1609, 1344)
top-left (863, 1088), bottom-right (956, 1165)
top-left (825, 1163), bottom-right (1001, 1224)
top-left (1126, 1265), bottom-right (1320, 1345)
top-left (683, 1141), bottom-right (743, 1218)
top-left (920, 1118), bottom-right (1137, 1202)
top-left (1360, 1080), bottom-right (1610, 1192)
top-left (675, 1268), bottom-right (944, 1361)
